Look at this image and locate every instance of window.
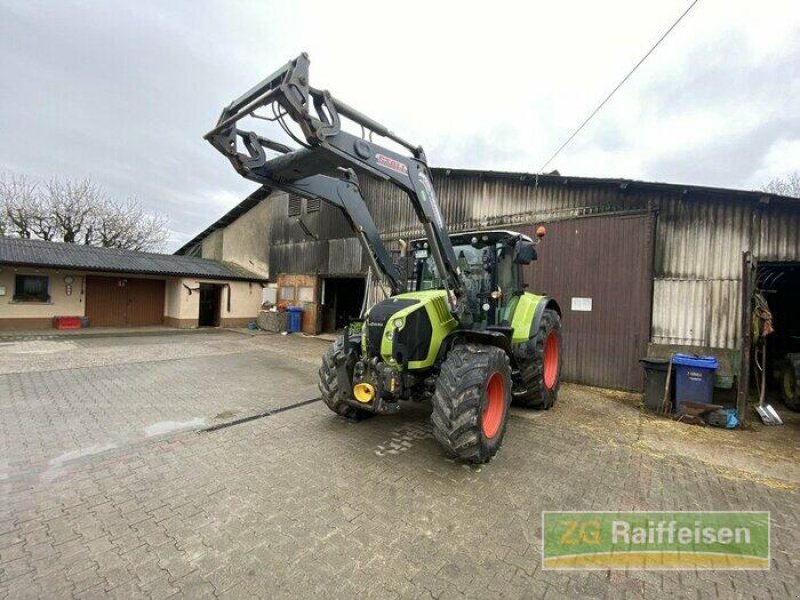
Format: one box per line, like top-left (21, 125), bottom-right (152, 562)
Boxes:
top-left (14, 274), bottom-right (50, 302)
top-left (279, 286), bottom-right (295, 301)
top-left (305, 198), bottom-right (320, 213)
top-left (297, 286), bottom-right (314, 302)
top-left (288, 194), bottom-right (302, 217)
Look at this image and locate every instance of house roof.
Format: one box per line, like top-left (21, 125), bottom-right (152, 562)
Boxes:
top-left (0, 237), bottom-right (266, 281)
top-left (174, 167), bottom-right (799, 255)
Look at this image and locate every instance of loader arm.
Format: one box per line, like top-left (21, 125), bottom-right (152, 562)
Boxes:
top-left (204, 53), bottom-right (464, 308)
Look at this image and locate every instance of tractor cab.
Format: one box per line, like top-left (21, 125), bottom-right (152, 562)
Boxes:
top-left (411, 230), bottom-right (540, 328)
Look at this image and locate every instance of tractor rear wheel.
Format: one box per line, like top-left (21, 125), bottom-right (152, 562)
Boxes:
top-left (513, 308), bottom-right (562, 409)
top-left (430, 344), bottom-right (512, 464)
top-left (780, 354), bottom-right (800, 411)
top-left (319, 336), bottom-right (373, 420)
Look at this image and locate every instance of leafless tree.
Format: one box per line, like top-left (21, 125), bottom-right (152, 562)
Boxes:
top-left (0, 172), bottom-right (169, 251)
top-left (763, 171), bottom-right (800, 199)
top-left (92, 197), bottom-right (169, 251)
top-left (47, 178), bottom-right (98, 244)
top-left (0, 173), bottom-right (46, 239)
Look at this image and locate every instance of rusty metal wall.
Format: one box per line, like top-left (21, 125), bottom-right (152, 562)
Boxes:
top-left (518, 213), bottom-right (655, 391)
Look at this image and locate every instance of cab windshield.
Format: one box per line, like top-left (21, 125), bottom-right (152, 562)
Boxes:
top-left (414, 239), bottom-right (519, 326)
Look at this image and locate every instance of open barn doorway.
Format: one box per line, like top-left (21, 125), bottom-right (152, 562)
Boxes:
top-left (755, 262), bottom-right (800, 412)
top-left (321, 277), bottom-right (365, 333)
top-left (198, 283), bottom-right (222, 327)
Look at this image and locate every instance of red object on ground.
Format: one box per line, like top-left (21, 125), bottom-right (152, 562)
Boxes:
top-left (53, 316), bottom-right (83, 330)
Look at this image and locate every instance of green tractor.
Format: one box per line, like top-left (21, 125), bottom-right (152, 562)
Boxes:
top-left (206, 54), bottom-right (562, 463)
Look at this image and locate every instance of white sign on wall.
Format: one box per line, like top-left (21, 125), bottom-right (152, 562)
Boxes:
top-left (571, 297), bottom-right (593, 312)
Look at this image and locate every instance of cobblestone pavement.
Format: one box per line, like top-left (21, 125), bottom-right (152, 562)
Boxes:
top-left (1, 332), bottom-right (799, 599)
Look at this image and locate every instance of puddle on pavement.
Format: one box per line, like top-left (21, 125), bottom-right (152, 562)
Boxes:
top-left (41, 443), bottom-right (117, 481)
top-left (143, 418), bottom-right (205, 437)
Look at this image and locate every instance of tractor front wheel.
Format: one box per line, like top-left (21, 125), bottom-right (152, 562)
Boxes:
top-left (513, 308), bottom-right (562, 409)
top-left (318, 336), bottom-right (373, 420)
top-left (430, 344), bottom-right (512, 464)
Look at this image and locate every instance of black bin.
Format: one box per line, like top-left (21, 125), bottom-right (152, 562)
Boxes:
top-left (640, 358), bottom-right (671, 413)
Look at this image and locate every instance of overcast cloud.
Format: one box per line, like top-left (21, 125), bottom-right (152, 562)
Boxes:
top-left (0, 0), bottom-right (798, 250)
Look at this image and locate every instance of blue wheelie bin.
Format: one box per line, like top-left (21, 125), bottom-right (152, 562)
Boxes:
top-left (672, 354), bottom-right (718, 411)
top-left (287, 306), bottom-right (304, 333)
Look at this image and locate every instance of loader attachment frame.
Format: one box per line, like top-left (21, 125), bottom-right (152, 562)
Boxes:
top-left (205, 53), bottom-right (464, 307)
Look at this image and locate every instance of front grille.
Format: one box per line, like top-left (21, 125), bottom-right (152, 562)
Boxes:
top-left (396, 307), bottom-right (433, 362)
top-left (366, 324), bottom-right (384, 356)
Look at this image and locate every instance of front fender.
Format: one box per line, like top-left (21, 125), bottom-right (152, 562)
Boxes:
top-left (531, 297), bottom-right (561, 337)
top-left (435, 329), bottom-right (513, 366)
top-left (509, 293), bottom-right (561, 343)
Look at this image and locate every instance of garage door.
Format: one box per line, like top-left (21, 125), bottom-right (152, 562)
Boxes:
top-left (519, 212), bottom-right (655, 391)
top-left (85, 276), bottom-right (165, 327)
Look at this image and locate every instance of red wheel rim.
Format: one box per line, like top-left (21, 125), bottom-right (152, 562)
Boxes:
top-left (482, 372), bottom-right (505, 439)
top-left (543, 332), bottom-right (559, 390)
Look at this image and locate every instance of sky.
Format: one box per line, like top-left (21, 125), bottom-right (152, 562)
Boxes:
top-left (0, 1), bottom-right (798, 250)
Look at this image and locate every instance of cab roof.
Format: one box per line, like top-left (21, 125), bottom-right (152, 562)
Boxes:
top-left (411, 230), bottom-right (533, 246)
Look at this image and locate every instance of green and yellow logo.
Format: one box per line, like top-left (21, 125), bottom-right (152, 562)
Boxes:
top-left (542, 511), bottom-right (770, 570)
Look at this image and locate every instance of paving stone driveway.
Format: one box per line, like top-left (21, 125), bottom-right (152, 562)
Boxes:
top-left (1, 331), bottom-right (799, 599)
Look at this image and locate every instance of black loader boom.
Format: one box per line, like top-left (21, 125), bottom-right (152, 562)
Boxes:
top-left (204, 53), bottom-right (464, 310)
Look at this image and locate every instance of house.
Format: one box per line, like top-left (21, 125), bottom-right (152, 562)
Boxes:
top-left (0, 237), bottom-right (266, 330)
top-left (176, 167), bottom-right (800, 405)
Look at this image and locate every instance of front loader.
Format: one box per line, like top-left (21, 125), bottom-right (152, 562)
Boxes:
top-left (206, 53), bottom-right (562, 463)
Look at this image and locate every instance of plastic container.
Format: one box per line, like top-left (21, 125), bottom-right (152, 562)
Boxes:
top-left (53, 316), bottom-right (82, 330)
top-left (672, 354), bottom-right (719, 409)
top-left (287, 306), bottom-right (304, 333)
top-left (706, 408), bottom-right (739, 429)
top-left (639, 358), bottom-right (672, 412)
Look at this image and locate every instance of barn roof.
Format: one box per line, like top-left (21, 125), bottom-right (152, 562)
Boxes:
top-left (174, 167), bottom-right (798, 255)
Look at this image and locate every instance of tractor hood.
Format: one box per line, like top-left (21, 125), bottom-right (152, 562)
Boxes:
top-left (363, 290), bottom-right (457, 370)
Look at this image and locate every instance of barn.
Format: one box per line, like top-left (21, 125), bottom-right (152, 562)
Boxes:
top-left (176, 168), bottom-right (800, 410)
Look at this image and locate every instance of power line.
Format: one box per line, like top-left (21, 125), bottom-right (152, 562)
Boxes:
top-left (538, 0), bottom-right (702, 173)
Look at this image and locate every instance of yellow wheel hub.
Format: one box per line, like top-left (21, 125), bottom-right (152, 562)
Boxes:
top-left (353, 382), bottom-right (376, 403)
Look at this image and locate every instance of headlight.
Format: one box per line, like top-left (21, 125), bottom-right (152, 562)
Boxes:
top-left (393, 318), bottom-right (404, 329)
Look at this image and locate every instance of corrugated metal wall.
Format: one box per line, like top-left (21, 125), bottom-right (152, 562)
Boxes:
top-left (263, 169), bottom-right (800, 363)
top-left (757, 204), bottom-right (800, 261)
top-left (651, 198), bottom-right (751, 350)
top-left (359, 172), bottom-right (648, 240)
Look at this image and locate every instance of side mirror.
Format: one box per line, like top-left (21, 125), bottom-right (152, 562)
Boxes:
top-left (513, 240), bottom-right (537, 264)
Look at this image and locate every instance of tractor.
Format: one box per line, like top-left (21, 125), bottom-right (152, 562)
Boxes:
top-left (206, 54), bottom-right (562, 463)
